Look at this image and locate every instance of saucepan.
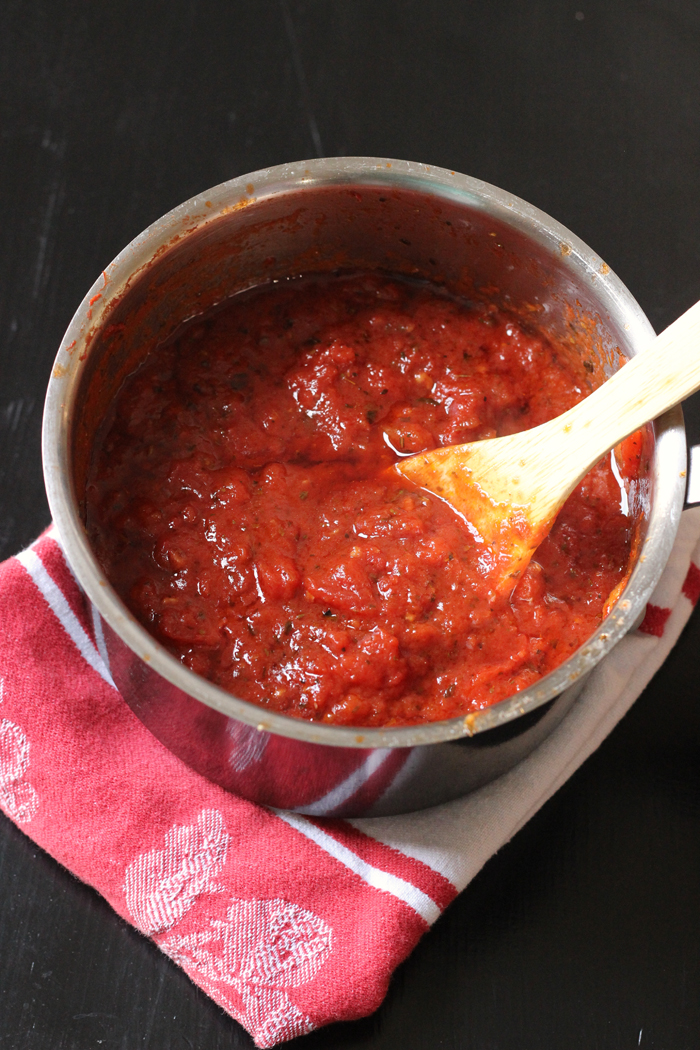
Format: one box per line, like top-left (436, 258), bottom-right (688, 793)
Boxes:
top-left (41, 158), bottom-right (685, 816)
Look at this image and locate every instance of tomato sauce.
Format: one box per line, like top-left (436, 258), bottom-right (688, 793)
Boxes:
top-left (86, 274), bottom-right (645, 727)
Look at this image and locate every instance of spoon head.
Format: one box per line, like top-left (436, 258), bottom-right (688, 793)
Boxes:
top-left (394, 439), bottom-right (561, 593)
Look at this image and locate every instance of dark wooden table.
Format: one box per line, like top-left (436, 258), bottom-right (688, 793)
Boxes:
top-left (2, 2), bottom-right (700, 1047)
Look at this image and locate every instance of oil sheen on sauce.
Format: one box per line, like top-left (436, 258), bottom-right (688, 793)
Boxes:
top-left (86, 274), bottom-right (646, 727)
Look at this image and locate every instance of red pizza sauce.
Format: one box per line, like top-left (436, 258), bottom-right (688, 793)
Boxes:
top-left (86, 274), bottom-right (646, 727)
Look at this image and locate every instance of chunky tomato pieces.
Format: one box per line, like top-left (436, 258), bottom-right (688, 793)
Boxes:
top-left (86, 274), bottom-right (641, 726)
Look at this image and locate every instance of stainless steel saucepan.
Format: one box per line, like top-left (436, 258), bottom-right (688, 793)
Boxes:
top-left (42, 158), bottom-right (685, 816)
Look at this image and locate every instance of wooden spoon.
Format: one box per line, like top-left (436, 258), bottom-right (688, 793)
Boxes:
top-left (394, 298), bottom-right (700, 593)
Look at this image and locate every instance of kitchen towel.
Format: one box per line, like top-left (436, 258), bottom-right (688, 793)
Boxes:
top-left (2, 508), bottom-right (700, 1047)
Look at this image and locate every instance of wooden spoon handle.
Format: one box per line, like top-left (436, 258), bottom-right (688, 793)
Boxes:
top-left (556, 297), bottom-right (700, 471)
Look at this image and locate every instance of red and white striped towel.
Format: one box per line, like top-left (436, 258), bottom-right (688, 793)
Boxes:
top-left (2, 509), bottom-right (700, 1047)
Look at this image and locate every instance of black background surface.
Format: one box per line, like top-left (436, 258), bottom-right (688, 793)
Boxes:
top-left (2, 2), bottom-right (700, 1047)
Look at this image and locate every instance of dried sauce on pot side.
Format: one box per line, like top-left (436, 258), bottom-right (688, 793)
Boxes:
top-left (86, 274), bottom-right (647, 727)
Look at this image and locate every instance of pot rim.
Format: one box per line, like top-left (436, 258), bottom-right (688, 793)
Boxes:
top-left (42, 156), bottom-right (686, 749)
